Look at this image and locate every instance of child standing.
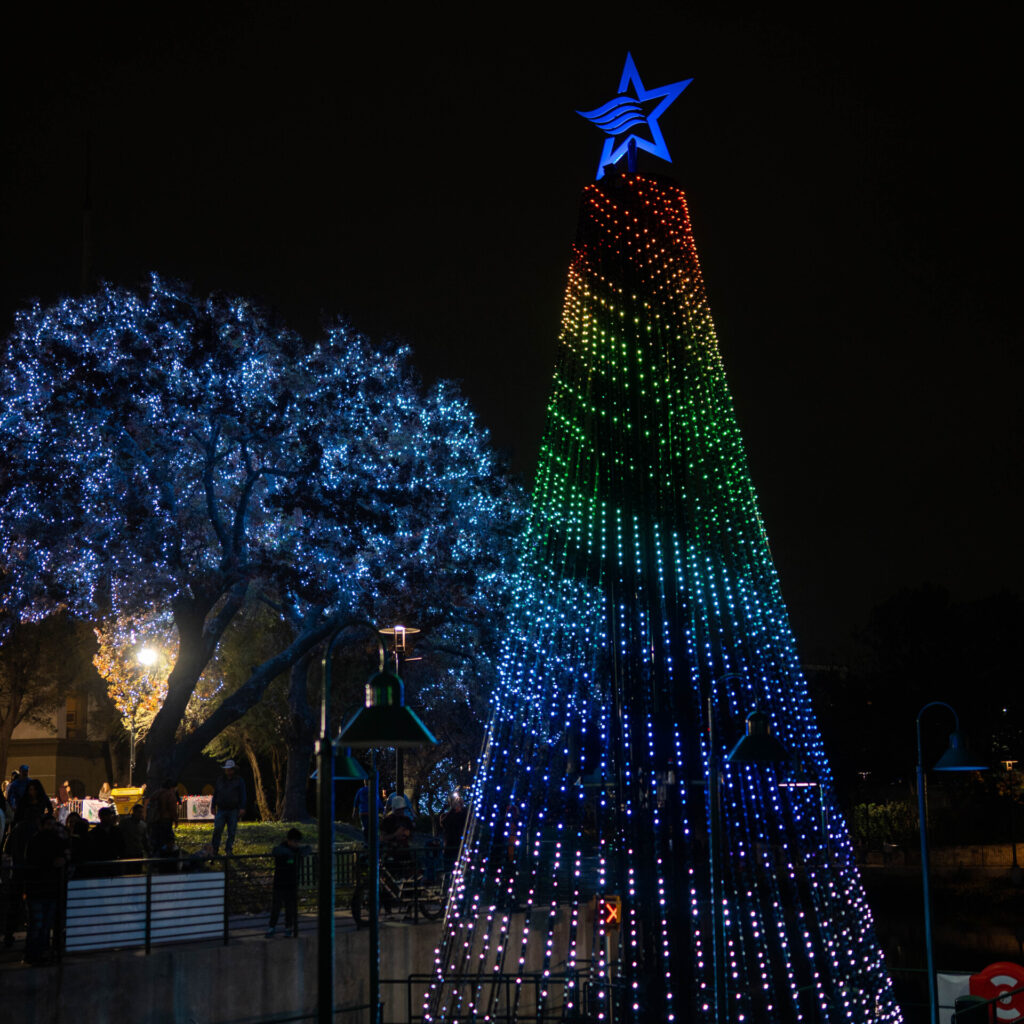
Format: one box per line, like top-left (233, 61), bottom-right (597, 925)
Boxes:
top-left (266, 828), bottom-right (311, 938)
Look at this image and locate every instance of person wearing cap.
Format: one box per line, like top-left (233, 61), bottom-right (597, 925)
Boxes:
top-left (211, 759), bottom-right (246, 857)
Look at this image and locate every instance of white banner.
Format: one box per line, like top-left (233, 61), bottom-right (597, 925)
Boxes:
top-left (184, 795), bottom-right (214, 820)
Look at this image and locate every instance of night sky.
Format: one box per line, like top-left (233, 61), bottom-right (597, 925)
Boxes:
top-left (2, 7), bottom-right (1019, 660)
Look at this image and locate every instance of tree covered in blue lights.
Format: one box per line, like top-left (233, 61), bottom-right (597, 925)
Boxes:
top-left (0, 275), bottom-right (524, 796)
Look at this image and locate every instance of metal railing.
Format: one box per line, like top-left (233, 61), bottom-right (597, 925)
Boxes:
top-left (3, 846), bottom-right (450, 963)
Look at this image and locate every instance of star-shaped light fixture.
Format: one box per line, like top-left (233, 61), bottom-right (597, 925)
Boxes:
top-left (578, 53), bottom-right (692, 180)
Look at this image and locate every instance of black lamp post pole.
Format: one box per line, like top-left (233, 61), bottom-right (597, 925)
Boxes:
top-left (369, 751), bottom-right (381, 1024)
top-left (337, 651), bottom-right (438, 1024)
top-left (317, 631), bottom-right (346, 1024)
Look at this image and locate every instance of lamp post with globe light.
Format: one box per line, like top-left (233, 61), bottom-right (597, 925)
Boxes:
top-left (133, 646), bottom-right (160, 787)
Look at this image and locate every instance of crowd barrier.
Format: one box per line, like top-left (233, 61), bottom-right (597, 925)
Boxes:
top-left (2, 846), bottom-right (448, 959)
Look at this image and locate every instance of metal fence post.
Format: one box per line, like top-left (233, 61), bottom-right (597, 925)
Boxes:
top-left (223, 859), bottom-right (230, 945)
top-left (145, 871), bottom-right (153, 955)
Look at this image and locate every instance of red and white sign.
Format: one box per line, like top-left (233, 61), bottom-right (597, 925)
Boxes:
top-left (971, 962), bottom-right (1024, 1022)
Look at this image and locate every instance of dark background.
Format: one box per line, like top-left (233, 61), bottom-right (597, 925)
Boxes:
top-left (1, 5), bottom-right (1019, 660)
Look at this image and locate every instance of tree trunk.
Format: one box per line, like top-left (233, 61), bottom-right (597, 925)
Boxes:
top-left (281, 745), bottom-right (314, 821)
top-left (281, 653), bottom-right (317, 821)
top-left (143, 595), bottom-right (217, 788)
top-left (242, 736), bottom-right (273, 822)
top-left (270, 744), bottom-right (285, 819)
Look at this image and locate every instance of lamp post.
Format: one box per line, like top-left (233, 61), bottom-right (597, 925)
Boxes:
top-left (316, 629), bottom-right (373, 1024)
top-left (915, 701), bottom-right (988, 1024)
top-left (377, 625), bottom-right (420, 810)
top-left (337, 656), bottom-right (437, 1024)
top-left (134, 646), bottom-right (159, 788)
top-left (1001, 759), bottom-right (1021, 883)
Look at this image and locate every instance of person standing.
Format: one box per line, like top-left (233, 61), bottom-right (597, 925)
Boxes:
top-left (23, 814), bottom-right (69, 965)
top-left (148, 779), bottom-right (180, 857)
top-left (0, 788), bottom-right (8, 847)
top-left (353, 779), bottom-right (372, 840)
top-left (440, 789), bottom-right (468, 875)
top-left (211, 760), bottom-right (246, 857)
top-left (12, 780), bottom-right (52, 828)
top-left (265, 828), bottom-right (311, 938)
top-left (82, 806), bottom-right (126, 875)
top-left (5, 765), bottom-right (32, 814)
top-left (121, 804), bottom-right (150, 861)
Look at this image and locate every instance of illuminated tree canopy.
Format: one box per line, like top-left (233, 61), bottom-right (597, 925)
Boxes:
top-left (0, 275), bottom-right (523, 786)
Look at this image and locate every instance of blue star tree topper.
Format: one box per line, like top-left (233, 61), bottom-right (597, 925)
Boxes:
top-left (578, 52), bottom-right (692, 179)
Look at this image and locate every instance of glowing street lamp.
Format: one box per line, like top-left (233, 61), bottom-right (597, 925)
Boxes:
top-left (137, 646), bottom-right (158, 668)
top-left (377, 625), bottom-right (421, 805)
top-left (132, 646), bottom-right (160, 786)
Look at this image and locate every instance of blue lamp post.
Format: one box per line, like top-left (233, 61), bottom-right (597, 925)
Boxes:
top-left (915, 701), bottom-right (988, 1024)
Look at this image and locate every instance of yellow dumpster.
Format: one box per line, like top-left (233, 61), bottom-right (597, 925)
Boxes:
top-left (110, 786), bottom-right (146, 816)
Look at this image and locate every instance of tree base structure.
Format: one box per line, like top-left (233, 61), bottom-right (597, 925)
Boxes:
top-left (423, 173), bottom-right (903, 1022)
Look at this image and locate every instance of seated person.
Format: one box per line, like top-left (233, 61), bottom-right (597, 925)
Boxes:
top-left (381, 817), bottom-right (417, 880)
top-left (383, 789), bottom-right (414, 824)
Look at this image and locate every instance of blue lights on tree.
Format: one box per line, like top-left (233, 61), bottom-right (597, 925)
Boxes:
top-left (0, 275), bottom-right (523, 789)
top-left (424, 173), bottom-right (903, 1022)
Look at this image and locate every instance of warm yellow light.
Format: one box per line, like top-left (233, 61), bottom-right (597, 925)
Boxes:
top-left (137, 646), bottom-right (159, 668)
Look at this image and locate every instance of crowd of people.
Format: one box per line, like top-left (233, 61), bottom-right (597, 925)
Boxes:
top-left (0, 760), bottom-right (471, 965)
top-left (0, 764), bottom-right (201, 966)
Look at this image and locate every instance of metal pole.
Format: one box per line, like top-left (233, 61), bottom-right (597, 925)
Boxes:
top-left (916, 710), bottom-right (940, 1024)
top-left (129, 717), bottom-right (136, 788)
top-left (392, 641), bottom-right (404, 802)
top-left (1009, 764), bottom-right (1019, 870)
top-left (318, 637), bottom-right (339, 1024)
top-left (369, 752), bottom-right (381, 1024)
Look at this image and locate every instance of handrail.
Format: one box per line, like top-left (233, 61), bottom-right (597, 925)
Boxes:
top-left (953, 983), bottom-right (1024, 1022)
top-left (8, 846), bottom-right (443, 963)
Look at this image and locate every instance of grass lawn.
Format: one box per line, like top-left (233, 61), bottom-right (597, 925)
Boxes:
top-left (174, 820), bottom-right (334, 857)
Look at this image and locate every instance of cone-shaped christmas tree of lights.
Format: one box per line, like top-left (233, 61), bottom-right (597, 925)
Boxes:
top-left (425, 170), bottom-right (902, 1023)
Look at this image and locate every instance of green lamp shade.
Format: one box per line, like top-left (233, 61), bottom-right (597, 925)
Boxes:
top-left (933, 730), bottom-right (988, 772)
top-left (336, 670), bottom-right (438, 749)
top-left (726, 710), bottom-right (791, 765)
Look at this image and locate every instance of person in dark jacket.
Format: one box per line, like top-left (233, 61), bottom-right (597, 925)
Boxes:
top-left (23, 814), bottom-right (69, 965)
top-left (12, 779), bottom-right (52, 827)
top-left (5, 765), bottom-right (30, 813)
top-left (211, 760), bottom-right (246, 857)
top-left (265, 828), bottom-right (311, 938)
top-left (440, 789), bottom-right (468, 875)
top-left (148, 780), bottom-right (180, 857)
top-left (121, 804), bottom-right (150, 861)
top-left (82, 806), bottom-right (126, 874)
top-left (64, 811), bottom-right (89, 864)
